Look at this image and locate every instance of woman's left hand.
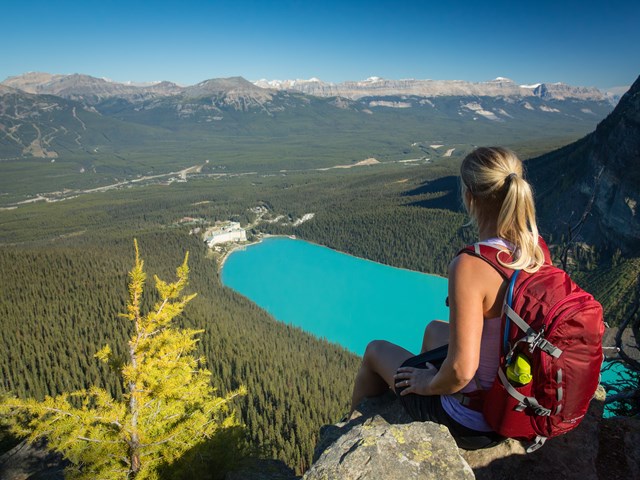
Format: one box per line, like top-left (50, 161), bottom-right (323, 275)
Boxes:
top-left (394, 363), bottom-right (438, 396)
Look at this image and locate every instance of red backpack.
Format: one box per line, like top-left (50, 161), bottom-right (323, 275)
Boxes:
top-left (459, 239), bottom-right (604, 452)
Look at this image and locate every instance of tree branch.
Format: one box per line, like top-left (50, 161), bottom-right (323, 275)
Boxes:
top-left (36, 406), bottom-right (123, 431)
top-left (604, 389), bottom-right (640, 404)
top-left (77, 436), bottom-right (118, 444)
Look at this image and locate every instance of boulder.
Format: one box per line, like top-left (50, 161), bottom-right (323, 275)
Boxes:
top-left (304, 393), bottom-right (474, 480)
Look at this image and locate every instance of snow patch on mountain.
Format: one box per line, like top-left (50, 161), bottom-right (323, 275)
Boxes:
top-left (369, 100), bottom-right (412, 108)
top-left (461, 102), bottom-right (501, 121)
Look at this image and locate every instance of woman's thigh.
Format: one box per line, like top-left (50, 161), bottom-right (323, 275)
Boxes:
top-left (364, 340), bottom-right (414, 389)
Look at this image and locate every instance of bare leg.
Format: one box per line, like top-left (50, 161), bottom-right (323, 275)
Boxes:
top-left (350, 340), bottom-right (414, 414)
top-left (421, 320), bottom-right (450, 353)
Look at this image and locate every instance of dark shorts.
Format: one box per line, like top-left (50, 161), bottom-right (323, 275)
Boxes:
top-left (395, 348), bottom-right (504, 451)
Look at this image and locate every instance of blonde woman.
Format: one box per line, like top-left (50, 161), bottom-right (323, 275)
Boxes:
top-left (350, 147), bottom-right (545, 450)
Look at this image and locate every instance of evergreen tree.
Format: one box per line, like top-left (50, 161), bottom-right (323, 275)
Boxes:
top-left (1, 241), bottom-right (246, 479)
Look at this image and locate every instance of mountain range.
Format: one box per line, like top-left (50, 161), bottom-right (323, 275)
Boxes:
top-left (253, 76), bottom-right (620, 103)
top-left (3, 72), bottom-right (623, 104)
top-left (0, 71), bottom-right (624, 205)
top-left (0, 72), bottom-right (618, 142)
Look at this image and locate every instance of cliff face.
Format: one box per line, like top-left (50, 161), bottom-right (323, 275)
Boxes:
top-left (528, 75), bottom-right (640, 254)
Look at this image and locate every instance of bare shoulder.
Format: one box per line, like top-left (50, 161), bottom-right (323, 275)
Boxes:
top-left (448, 252), bottom-right (497, 280)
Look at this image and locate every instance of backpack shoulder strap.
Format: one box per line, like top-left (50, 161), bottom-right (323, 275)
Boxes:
top-left (456, 236), bottom-right (552, 280)
top-left (457, 242), bottom-right (514, 280)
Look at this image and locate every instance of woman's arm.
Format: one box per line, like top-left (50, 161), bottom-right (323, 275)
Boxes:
top-left (395, 253), bottom-right (498, 396)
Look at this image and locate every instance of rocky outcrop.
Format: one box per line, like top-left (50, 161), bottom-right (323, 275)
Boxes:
top-left (304, 393), bottom-right (474, 480)
top-left (307, 386), bottom-right (608, 480)
top-left (304, 417), bottom-right (474, 480)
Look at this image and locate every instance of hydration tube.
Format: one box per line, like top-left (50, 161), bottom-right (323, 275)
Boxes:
top-left (503, 270), bottom-right (521, 357)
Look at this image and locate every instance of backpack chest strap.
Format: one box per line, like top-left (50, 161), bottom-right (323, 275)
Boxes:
top-left (503, 303), bottom-right (563, 358)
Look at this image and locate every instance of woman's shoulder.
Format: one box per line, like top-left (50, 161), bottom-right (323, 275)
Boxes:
top-left (448, 249), bottom-right (506, 284)
top-left (449, 251), bottom-right (491, 276)
top-left (449, 245), bottom-right (509, 317)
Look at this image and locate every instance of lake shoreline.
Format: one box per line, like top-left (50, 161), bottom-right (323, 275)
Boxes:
top-left (217, 234), bottom-right (294, 272)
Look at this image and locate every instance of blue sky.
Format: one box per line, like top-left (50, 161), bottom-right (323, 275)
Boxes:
top-left (3, 0), bottom-right (638, 89)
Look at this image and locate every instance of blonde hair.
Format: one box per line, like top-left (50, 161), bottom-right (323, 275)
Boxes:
top-left (460, 147), bottom-right (545, 273)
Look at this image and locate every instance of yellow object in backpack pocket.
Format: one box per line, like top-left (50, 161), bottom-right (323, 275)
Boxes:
top-left (506, 354), bottom-right (533, 385)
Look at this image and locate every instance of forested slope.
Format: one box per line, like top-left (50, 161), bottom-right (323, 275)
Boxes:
top-left (1, 154), bottom-right (636, 475)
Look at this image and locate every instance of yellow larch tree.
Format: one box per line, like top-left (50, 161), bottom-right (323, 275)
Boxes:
top-left (1, 240), bottom-right (246, 479)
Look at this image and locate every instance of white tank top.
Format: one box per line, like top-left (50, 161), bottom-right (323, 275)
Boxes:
top-left (440, 237), bottom-right (511, 431)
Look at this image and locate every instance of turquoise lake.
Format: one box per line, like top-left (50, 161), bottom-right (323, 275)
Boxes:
top-left (221, 237), bottom-right (450, 356)
top-left (221, 236), bottom-right (633, 416)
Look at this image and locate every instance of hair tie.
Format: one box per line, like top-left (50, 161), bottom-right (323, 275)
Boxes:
top-left (507, 172), bottom-right (518, 181)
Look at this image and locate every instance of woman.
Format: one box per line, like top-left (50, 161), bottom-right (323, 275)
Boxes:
top-left (350, 146), bottom-right (546, 450)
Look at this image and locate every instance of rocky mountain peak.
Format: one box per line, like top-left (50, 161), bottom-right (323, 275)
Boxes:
top-left (2, 72), bottom-right (64, 93)
top-left (142, 81), bottom-right (184, 95)
top-left (183, 76), bottom-right (273, 101)
top-left (0, 72), bottom-right (184, 103)
top-left (532, 82), bottom-right (605, 101)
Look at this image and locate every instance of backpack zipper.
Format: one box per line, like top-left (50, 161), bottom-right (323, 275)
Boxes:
top-left (542, 291), bottom-right (592, 331)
